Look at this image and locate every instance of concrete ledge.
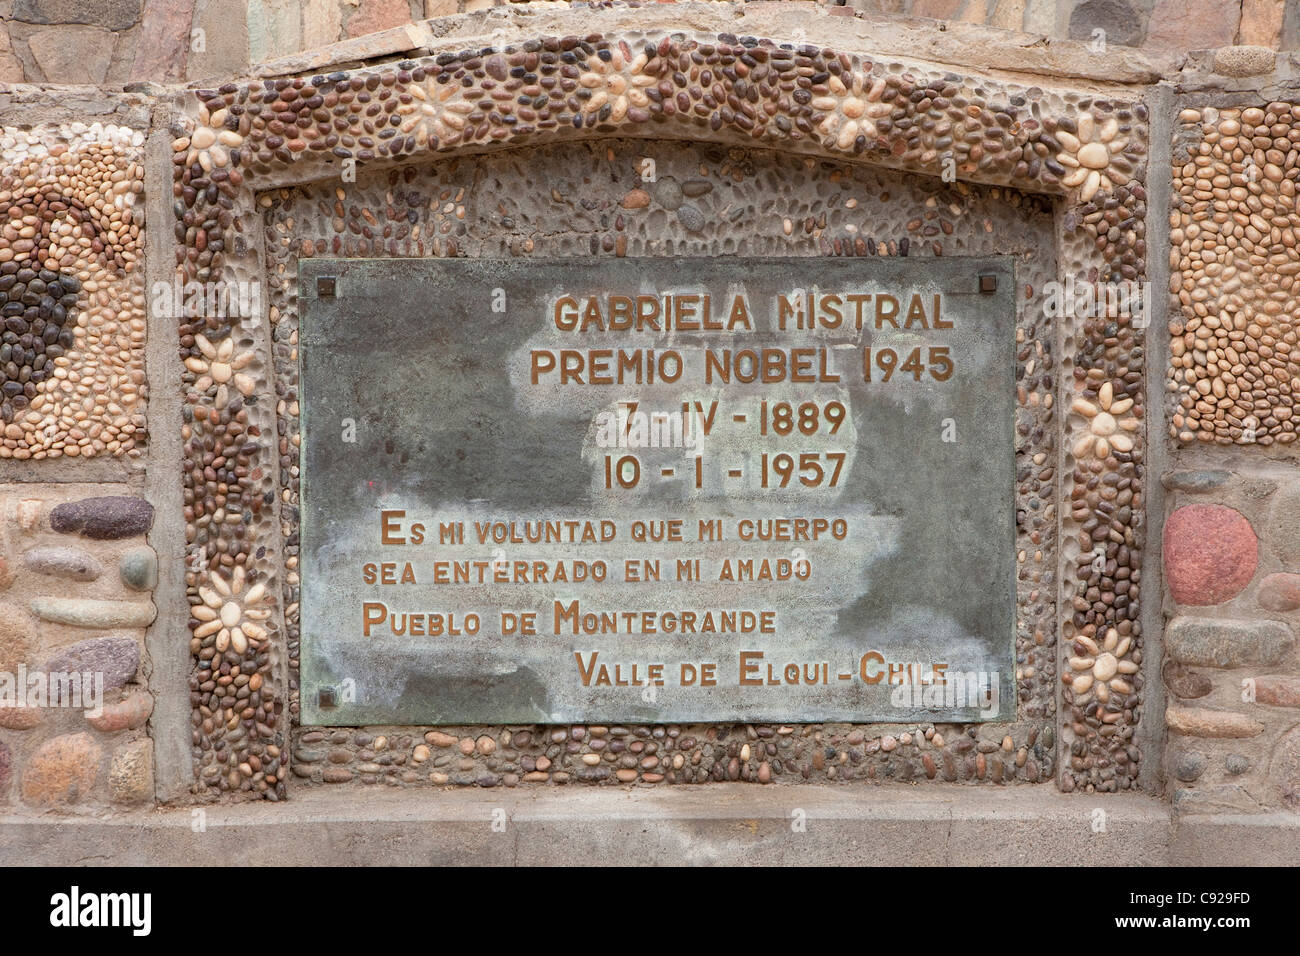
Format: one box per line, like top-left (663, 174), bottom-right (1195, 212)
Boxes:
top-left (1171, 813), bottom-right (1300, 867)
top-left (0, 785), bottom-right (1192, 866)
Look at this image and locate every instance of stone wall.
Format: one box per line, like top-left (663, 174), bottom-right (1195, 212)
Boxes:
top-left (1159, 99), bottom-right (1300, 814)
top-left (1160, 475), bottom-right (1300, 812)
top-left (0, 488), bottom-right (158, 806)
top-left (0, 95), bottom-right (161, 807)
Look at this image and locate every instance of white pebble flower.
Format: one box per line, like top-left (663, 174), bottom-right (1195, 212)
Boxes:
top-left (185, 333), bottom-right (257, 405)
top-left (577, 48), bottom-right (653, 124)
top-left (1065, 627), bottom-right (1138, 704)
top-left (1071, 381), bottom-right (1139, 461)
top-left (1055, 112), bottom-right (1129, 201)
top-left (193, 565), bottom-right (272, 655)
top-left (816, 72), bottom-right (891, 152)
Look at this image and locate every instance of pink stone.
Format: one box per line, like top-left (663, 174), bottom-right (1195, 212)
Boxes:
top-left (1258, 572), bottom-right (1300, 611)
top-left (1164, 504), bottom-right (1258, 606)
top-left (1256, 676), bottom-right (1300, 708)
top-left (345, 0), bottom-right (413, 39)
top-left (1240, 0), bottom-right (1284, 48)
top-left (86, 691), bottom-right (154, 732)
top-left (20, 732), bottom-right (102, 806)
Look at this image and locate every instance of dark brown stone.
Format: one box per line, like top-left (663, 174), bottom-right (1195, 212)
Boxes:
top-left (12, 0), bottom-right (141, 29)
top-left (1162, 660), bottom-right (1212, 700)
top-left (50, 496), bottom-right (154, 539)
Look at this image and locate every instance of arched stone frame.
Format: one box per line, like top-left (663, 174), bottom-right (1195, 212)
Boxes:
top-left (169, 19), bottom-right (1150, 799)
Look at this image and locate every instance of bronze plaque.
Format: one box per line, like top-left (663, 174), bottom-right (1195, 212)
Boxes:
top-left (299, 257), bottom-right (1016, 724)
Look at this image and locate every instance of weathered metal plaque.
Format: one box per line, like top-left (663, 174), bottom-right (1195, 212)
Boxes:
top-left (299, 257), bottom-right (1016, 725)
